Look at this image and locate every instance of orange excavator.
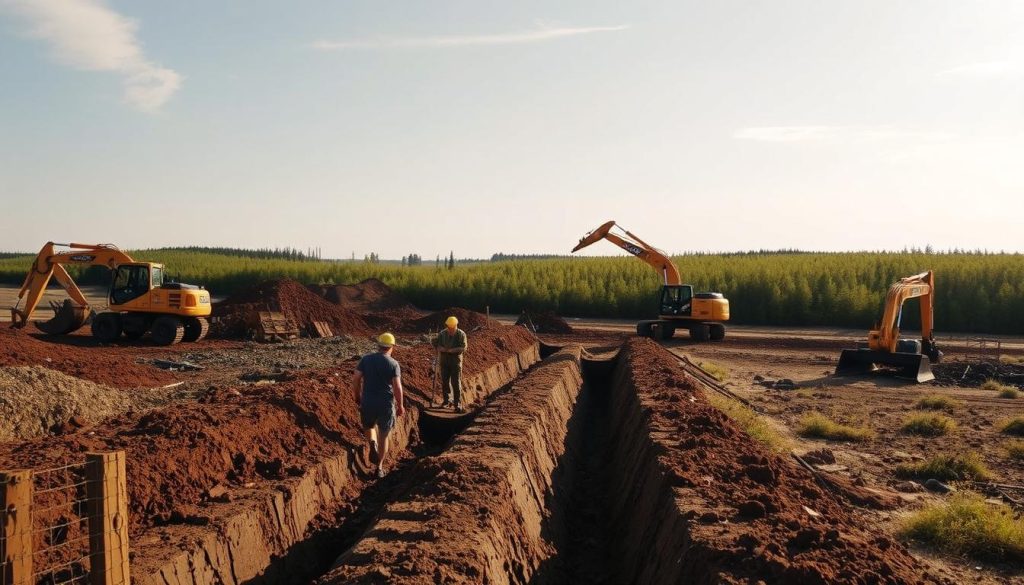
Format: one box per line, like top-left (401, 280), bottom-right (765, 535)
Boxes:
top-left (10, 242), bottom-right (212, 345)
top-left (836, 270), bottom-right (942, 382)
top-left (571, 221), bottom-right (730, 341)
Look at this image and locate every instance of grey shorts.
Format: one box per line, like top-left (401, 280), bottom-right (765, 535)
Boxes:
top-left (360, 401), bottom-right (396, 434)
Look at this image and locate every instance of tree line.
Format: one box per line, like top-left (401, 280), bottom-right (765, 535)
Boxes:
top-left (0, 249), bottom-right (1022, 334)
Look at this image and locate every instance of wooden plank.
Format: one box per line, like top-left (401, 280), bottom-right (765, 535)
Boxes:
top-left (86, 452), bottom-right (130, 585)
top-left (0, 470), bottom-right (32, 585)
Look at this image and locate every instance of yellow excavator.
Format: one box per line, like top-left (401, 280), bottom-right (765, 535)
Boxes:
top-left (571, 221), bottom-right (730, 341)
top-left (836, 270), bottom-right (942, 383)
top-left (10, 242), bottom-right (211, 345)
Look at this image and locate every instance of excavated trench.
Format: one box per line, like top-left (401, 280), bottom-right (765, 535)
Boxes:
top-left (124, 332), bottom-right (936, 585)
top-left (315, 338), bottom-right (935, 585)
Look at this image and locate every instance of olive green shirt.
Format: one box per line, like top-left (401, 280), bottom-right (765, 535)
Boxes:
top-left (432, 328), bottom-right (467, 366)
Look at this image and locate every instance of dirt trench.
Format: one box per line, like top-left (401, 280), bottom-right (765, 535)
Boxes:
top-left (316, 338), bottom-right (941, 585)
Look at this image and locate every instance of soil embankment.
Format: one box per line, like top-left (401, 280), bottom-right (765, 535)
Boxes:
top-left (319, 338), bottom-right (941, 584)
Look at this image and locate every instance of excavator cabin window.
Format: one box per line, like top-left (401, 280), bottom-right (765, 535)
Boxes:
top-left (661, 285), bottom-right (692, 316)
top-left (111, 264), bottom-right (151, 305)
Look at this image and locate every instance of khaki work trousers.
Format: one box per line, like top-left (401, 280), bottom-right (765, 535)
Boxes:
top-left (440, 361), bottom-right (462, 406)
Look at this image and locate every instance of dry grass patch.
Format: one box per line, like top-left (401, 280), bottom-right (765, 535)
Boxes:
top-left (895, 453), bottom-right (991, 482)
top-left (999, 355), bottom-right (1024, 365)
top-left (915, 395), bottom-right (961, 412)
top-left (901, 413), bottom-right (957, 436)
top-left (697, 360), bottom-right (729, 382)
top-left (899, 493), bottom-right (1024, 563)
top-left (999, 417), bottom-right (1024, 436)
top-left (982, 378), bottom-right (1017, 393)
top-left (796, 412), bottom-right (875, 442)
top-left (1006, 440), bottom-right (1024, 461)
top-left (997, 387), bottom-right (1021, 399)
top-left (705, 392), bottom-right (791, 453)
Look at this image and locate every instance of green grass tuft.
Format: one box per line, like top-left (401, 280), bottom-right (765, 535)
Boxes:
top-left (901, 413), bottom-right (957, 436)
top-left (899, 492), bottom-right (1024, 563)
top-left (705, 392), bottom-right (791, 453)
top-left (796, 412), bottom-right (875, 442)
top-left (999, 417), bottom-right (1024, 436)
top-left (915, 395), bottom-right (961, 411)
top-left (895, 453), bottom-right (991, 482)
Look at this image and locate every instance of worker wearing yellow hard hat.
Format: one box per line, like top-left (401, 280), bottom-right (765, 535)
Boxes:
top-left (432, 315), bottom-right (468, 412)
top-left (352, 332), bottom-right (404, 478)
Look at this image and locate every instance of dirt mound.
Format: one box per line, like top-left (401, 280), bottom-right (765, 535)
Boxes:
top-left (0, 366), bottom-right (181, 441)
top-left (411, 307), bottom-right (496, 333)
top-left (213, 279), bottom-right (371, 338)
top-left (932, 360), bottom-right (1024, 388)
top-left (308, 278), bottom-right (413, 312)
top-left (614, 338), bottom-right (939, 584)
top-left (0, 325), bottom-right (539, 539)
top-left (515, 310), bottom-right (573, 333)
top-left (0, 327), bottom-right (177, 388)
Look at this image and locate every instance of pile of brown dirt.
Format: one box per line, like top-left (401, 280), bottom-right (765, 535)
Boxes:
top-left (308, 278), bottom-right (413, 312)
top-left (610, 338), bottom-right (941, 584)
top-left (0, 327), bottom-right (177, 388)
top-left (213, 279), bottom-right (371, 338)
top-left (411, 307), bottom-right (497, 333)
top-left (0, 366), bottom-right (181, 441)
top-left (0, 325), bottom-right (538, 540)
top-left (515, 310), bottom-right (573, 333)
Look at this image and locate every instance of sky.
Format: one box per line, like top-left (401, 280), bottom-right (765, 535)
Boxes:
top-left (1, 0), bottom-right (1023, 259)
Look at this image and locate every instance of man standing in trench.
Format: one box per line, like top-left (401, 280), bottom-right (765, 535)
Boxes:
top-left (433, 315), bottom-right (468, 412)
top-left (352, 332), bottom-right (405, 479)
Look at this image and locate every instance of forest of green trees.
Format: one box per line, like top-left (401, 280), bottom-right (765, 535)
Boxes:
top-left (1, 249), bottom-right (1022, 334)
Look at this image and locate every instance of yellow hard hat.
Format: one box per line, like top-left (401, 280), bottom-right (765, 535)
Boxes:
top-left (445, 316), bottom-right (458, 327)
top-left (377, 332), bottom-right (396, 347)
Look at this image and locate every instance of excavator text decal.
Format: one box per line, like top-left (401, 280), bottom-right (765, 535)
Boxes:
top-left (69, 255), bottom-right (97, 262)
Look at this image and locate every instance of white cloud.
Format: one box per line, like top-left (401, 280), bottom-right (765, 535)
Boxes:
top-left (936, 60), bottom-right (1022, 80)
top-left (2, 0), bottom-right (181, 112)
top-left (312, 24), bottom-right (629, 50)
top-left (733, 126), bottom-right (953, 143)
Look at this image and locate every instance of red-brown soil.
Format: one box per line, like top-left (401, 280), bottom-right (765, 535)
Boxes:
top-left (614, 338), bottom-right (943, 584)
top-left (516, 309), bottom-right (574, 333)
top-left (213, 279), bottom-right (371, 337)
top-left (308, 278), bottom-right (414, 312)
top-left (0, 325), bottom-right (538, 542)
top-left (0, 327), bottom-right (177, 388)
top-left (411, 307), bottom-right (498, 333)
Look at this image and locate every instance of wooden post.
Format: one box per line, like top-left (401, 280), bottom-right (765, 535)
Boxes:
top-left (1, 470), bottom-right (32, 585)
top-left (86, 452), bottom-right (129, 585)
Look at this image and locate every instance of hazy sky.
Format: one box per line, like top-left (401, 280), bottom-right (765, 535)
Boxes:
top-left (1, 0), bottom-right (1022, 258)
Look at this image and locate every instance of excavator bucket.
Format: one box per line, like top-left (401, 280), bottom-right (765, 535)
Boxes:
top-left (34, 299), bottom-right (89, 335)
top-left (835, 349), bottom-right (934, 383)
top-left (572, 220), bottom-right (616, 253)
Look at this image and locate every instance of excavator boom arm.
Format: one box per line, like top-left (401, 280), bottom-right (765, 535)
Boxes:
top-left (11, 242), bottom-right (136, 330)
top-left (571, 220), bottom-right (682, 285)
top-left (870, 270), bottom-right (935, 352)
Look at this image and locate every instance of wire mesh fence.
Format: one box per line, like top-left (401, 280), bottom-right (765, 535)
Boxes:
top-left (1, 453), bottom-right (129, 585)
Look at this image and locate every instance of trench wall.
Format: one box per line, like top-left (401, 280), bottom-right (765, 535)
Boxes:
top-left (319, 347), bottom-right (584, 585)
top-left (133, 339), bottom-right (541, 585)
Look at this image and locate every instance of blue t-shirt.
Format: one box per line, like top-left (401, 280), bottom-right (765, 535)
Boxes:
top-left (357, 352), bottom-right (401, 407)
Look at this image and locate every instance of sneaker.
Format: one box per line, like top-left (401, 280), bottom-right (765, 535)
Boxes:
top-left (368, 440), bottom-right (379, 465)
top-left (454, 405), bottom-right (465, 413)
top-left (440, 400), bottom-right (452, 408)
top-left (376, 467), bottom-right (386, 479)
